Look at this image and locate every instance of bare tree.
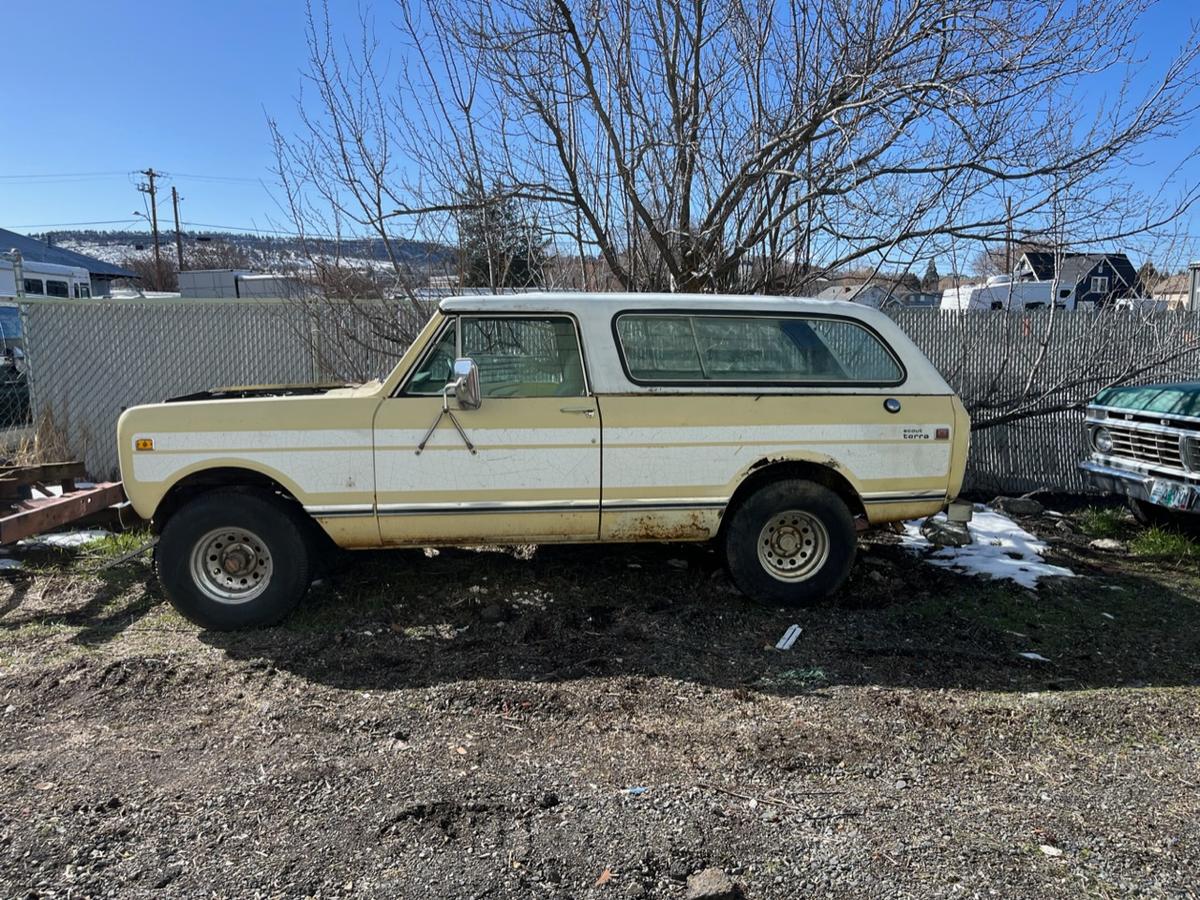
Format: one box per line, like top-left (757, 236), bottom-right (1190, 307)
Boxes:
top-left (268, 0), bottom-right (1200, 417)
top-left (277, 0), bottom-right (1199, 287)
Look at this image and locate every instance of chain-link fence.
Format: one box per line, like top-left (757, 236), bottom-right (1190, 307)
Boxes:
top-left (15, 296), bottom-right (1200, 492)
top-left (0, 304), bottom-right (31, 445)
top-left (893, 308), bottom-right (1200, 494)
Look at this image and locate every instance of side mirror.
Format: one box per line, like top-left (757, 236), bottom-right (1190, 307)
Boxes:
top-left (446, 357), bottom-right (481, 410)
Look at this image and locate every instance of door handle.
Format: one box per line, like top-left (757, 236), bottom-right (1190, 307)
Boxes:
top-left (560, 406), bottom-right (596, 417)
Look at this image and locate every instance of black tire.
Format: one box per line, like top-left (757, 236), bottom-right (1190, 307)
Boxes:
top-left (724, 479), bottom-right (856, 606)
top-left (157, 489), bottom-right (312, 630)
top-left (1130, 498), bottom-right (1200, 536)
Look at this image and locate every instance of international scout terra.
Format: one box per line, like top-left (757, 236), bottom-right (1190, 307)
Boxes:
top-left (117, 293), bottom-right (971, 629)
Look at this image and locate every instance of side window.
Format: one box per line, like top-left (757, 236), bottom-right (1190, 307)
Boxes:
top-left (461, 317), bottom-right (585, 398)
top-left (405, 321), bottom-right (458, 395)
top-left (23, 279), bottom-right (44, 296)
top-left (45, 280), bottom-right (69, 298)
top-left (79, 284), bottom-right (91, 298)
top-left (616, 314), bottom-right (902, 384)
top-left (615, 316), bottom-right (703, 379)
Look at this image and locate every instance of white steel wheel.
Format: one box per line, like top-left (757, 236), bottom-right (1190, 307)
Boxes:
top-left (724, 478), bottom-right (856, 607)
top-left (189, 527), bottom-right (274, 604)
top-left (756, 509), bottom-right (830, 582)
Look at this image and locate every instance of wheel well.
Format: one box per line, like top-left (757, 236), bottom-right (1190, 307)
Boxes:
top-left (721, 459), bottom-right (865, 534)
top-left (152, 468), bottom-right (305, 533)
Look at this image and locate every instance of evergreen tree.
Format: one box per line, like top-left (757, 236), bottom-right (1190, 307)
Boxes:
top-left (921, 259), bottom-right (940, 292)
top-left (456, 179), bottom-right (547, 288)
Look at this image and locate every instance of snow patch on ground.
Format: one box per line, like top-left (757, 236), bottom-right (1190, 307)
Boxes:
top-left (19, 530), bottom-right (109, 549)
top-left (901, 508), bottom-right (1075, 589)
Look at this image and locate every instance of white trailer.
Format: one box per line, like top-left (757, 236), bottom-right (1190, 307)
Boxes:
top-left (940, 275), bottom-right (1078, 311)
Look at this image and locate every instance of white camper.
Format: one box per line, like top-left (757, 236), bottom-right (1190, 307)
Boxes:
top-left (940, 275), bottom-right (1077, 311)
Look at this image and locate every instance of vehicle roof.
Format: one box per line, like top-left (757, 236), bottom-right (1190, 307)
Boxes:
top-left (438, 291), bottom-right (868, 317)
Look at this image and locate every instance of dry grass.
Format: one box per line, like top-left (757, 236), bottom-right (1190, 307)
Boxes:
top-left (6, 408), bottom-right (76, 468)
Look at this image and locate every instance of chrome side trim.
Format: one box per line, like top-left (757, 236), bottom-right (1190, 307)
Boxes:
top-left (601, 498), bottom-right (727, 511)
top-left (306, 504), bottom-right (375, 518)
top-left (376, 499), bottom-right (597, 516)
top-left (860, 490), bottom-right (947, 503)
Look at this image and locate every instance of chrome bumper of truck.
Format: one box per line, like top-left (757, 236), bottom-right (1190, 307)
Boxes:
top-left (1078, 460), bottom-right (1196, 509)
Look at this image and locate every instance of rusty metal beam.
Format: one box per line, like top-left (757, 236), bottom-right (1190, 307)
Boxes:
top-left (0, 483), bottom-right (126, 545)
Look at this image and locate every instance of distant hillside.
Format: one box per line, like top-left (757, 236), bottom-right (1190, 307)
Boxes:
top-left (35, 229), bottom-right (456, 272)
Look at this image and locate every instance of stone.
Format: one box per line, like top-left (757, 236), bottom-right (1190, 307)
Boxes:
top-left (992, 496), bottom-right (1044, 517)
top-left (479, 603), bottom-right (508, 623)
top-left (1088, 538), bottom-right (1123, 552)
top-left (685, 867), bottom-right (740, 900)
top-left (920, 517), bottom-right (971, 548)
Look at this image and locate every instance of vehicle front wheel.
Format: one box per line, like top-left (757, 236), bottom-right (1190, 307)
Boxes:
top-left (1129, 498), bottom-right (1200, 536)
top-left (724, 479), bottom-right (856, 606)
top-left (157, 490), bottom-right (312, 630)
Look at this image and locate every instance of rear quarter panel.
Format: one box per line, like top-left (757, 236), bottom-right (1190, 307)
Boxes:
top-left (597, 393), bottom-right (959, 538)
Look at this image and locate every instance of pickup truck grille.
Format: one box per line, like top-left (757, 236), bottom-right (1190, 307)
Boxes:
top-left (1107, 425), bottom-right (1184, 469)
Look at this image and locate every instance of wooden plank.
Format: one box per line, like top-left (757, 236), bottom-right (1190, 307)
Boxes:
top-left (0, 482), bottom-right (126, 545)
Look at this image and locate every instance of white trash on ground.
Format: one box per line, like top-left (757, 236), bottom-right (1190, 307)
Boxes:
top-left (900, 507), bottom-right (1074, 590)
top-left (775, 624), bottom-right (802, 651)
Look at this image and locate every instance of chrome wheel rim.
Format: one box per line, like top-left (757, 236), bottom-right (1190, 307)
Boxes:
top-left (757, 510), bottom-right (829, 582)
top-left (189, 527), bottom-right (273, 604)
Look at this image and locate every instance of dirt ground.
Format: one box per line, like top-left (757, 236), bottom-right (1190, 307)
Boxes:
top-left (1, 504), bottom-right (1198, 899)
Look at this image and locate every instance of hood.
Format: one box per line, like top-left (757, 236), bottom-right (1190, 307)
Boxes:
top-left (165, 380), bottom-right (381, 402)
top-left (1093, 382), bottom-right (1200, 418)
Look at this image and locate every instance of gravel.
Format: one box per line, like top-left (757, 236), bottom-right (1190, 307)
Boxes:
top-left (1, 513), bottom-right (1198, 898)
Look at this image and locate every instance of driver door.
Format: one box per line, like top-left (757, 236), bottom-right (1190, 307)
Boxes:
top-left (373, 314), bottom-right (601, 544)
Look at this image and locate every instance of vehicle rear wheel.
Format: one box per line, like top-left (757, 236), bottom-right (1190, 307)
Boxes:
top-left (157, 490), bottom-right (312, 630)
top-left (724, 479), bottom-right (856, 606)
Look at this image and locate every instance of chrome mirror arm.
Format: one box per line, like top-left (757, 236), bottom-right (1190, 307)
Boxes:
top-left (415, 379), bottom-right (477, 455)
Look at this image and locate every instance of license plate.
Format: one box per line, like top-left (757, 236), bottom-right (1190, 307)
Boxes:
top-left (1149, 479), bottom-right (1194, 510)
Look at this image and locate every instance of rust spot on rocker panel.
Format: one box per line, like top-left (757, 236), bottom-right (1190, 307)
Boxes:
top-left (605, 510), bottom-right (715, 542)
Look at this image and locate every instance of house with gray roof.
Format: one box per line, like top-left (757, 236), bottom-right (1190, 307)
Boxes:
top-left (1014, 250), bottom-right (1142, 306)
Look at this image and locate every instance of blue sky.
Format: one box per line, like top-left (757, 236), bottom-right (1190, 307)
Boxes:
top-left (2, 0), bottom-right (1198, 251)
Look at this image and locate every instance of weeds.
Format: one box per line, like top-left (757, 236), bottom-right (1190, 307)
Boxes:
top-left (1130, 527), bottom-right (1199, 559)
top-left (1078, 506), bottom-right (1126, 538)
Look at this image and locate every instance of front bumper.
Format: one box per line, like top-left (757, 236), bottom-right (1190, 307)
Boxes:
top-left (1078, 460), bottom-right (1197, 511)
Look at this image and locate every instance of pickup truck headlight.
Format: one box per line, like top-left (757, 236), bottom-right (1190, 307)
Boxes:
top-left (1092, 426), bottom-right (1114, 454)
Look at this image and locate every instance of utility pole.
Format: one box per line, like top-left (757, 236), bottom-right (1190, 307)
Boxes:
top-left (1004, 196), bottom-right (1014, 275)
top-left (137, 168), bottom-right (162, 287)
top-left (171, 186), bottom-right (184, 271)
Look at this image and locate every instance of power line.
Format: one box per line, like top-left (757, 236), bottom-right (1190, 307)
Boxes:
top-left (168, 172), bottom-right (266, 184)
top-left (7, 218), bottom-right (143, 229)
top-left (0, 171), bottom-right (131, 180)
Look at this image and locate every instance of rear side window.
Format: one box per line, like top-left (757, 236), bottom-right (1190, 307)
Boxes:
top-left (615, 313), bottom-right (903, 385)
top-left (45, 280), bottom-right (69, 298)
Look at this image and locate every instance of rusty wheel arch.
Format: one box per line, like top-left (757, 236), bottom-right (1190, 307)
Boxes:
top-left (719, 459), bottom-right (866, 538)
top-left (152, 468), bottom-right (306, 534)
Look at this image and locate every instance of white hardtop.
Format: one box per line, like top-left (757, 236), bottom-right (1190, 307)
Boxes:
top-left (440, 291), bottom-right (870, 318)
top-left (438, 292), bottom-right (951, 396)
